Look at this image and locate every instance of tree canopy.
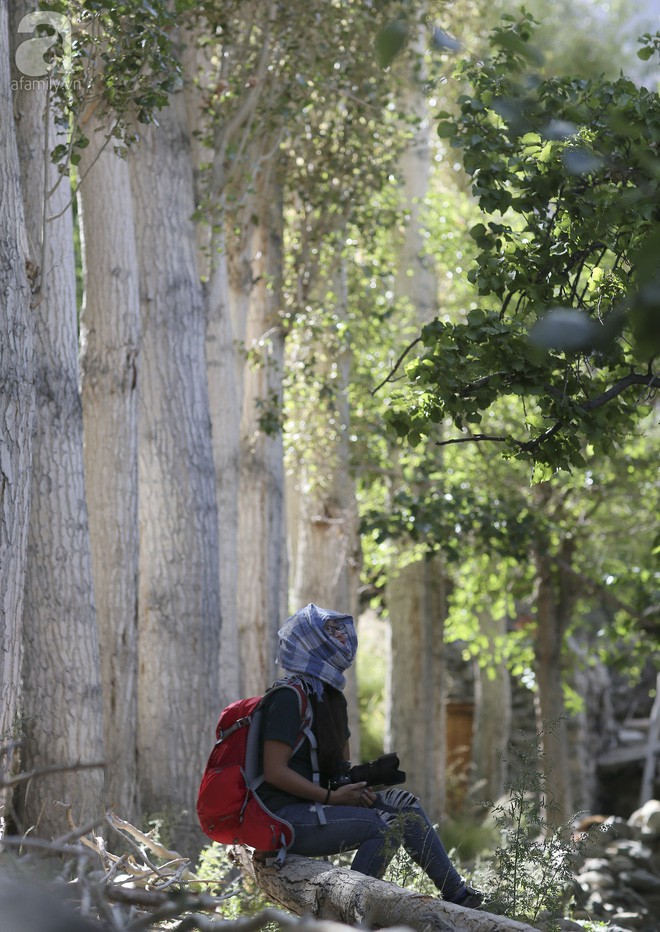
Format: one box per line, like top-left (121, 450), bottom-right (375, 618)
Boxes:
top-left (383, 13), bottom-right (659, 475)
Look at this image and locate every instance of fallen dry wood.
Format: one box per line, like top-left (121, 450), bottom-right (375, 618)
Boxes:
top-left (174, 911), bottom-right (412, 932)
top-left (232, 846), bottom-right (542, 932)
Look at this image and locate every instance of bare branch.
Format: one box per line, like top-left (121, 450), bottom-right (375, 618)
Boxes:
top-left (106, 811), bottom-right (197, 884)
top-left (0, 760), bottom-right (105, 790)
top-left (435, 433), bottom-right (510, 447)
top-left (0, 834), bottom-right (95, 857)
top-left (371, 337), bottom-right (423, 395)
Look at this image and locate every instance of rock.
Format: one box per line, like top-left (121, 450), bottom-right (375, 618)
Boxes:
top-left (581, 857), bottom-right (612, 873)
top-left (602, 817), bottom-right (642, 840)
top-left (620, 868), bottom-right (660, 893)
top-left (607, 840), bottom-right (654, 863)
top-left (629, 800), bottom-right (660, 833)
top-left (567, 807), bottom-right (660, 932)
top-left (609, 912), bottom-right (648, 930)
top-left (576, 870), bottom-right (615, 890)
top-left (552, 919), bottom-right (583, 931)
top-left (609, 855), bottom-right (636, 873)
top-left (604, 926), bottom-right (641, 932)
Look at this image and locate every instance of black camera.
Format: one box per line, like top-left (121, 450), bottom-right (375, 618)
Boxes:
top-left (329, 753), bottom-right (406, 790)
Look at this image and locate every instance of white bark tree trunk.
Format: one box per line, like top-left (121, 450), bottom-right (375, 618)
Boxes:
top-left (290, 262), bottom-right (360, 616)
top-left (235, 167), bottom-right (288, 695)
top-left (0, 4), bottom-right (33, 821)
top-left (129, 87), bottom-right (221, 852)
top-left (182, 35), bottom-right (242, 705)
top-left (204, 230), bottom-right (242, 703)
top-left (234, 848), bottom-right (541, 932)
top-left (472, 611), bottom-right (511, 805)
top-left (11, 1), bottom-right (105, 836)
top-left (289, 258), bottom-right (362, 750)
top-left (386, 556), bottom-right (446, 821)
top-left (78, 111), bottom-right (140, 824)
top-left (387, 32), bottom-right (447, 823)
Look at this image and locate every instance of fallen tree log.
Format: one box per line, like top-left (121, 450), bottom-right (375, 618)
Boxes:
top-left (231, 847), bottom-right (541, 932)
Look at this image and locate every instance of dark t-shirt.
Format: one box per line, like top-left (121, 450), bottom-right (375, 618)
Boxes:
top-left (255, 684), bottom-right (350, 812)
top-left (256, 688), bottom-right (313, 811)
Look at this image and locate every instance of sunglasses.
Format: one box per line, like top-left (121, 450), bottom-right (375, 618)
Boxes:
top-left (324, 620), bottom-right (347, 635)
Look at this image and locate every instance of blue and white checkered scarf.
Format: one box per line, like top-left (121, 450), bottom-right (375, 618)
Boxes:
top-left (277, 603), bottom-right (358, 699)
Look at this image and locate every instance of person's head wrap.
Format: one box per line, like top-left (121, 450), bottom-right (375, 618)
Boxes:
top-left (276, 603), bottom-right (357, 698)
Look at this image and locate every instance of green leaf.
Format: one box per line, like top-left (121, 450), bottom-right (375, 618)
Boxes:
top-left (50, 143), bottom-right (67, 163)
top-left (436, 121), bottom-right (457, 138)
top-left (374, 20), bottom-right (408, 68)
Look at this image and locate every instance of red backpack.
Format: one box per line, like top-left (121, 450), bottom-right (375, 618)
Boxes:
top-left (197, 677), bottom-right (322, 855)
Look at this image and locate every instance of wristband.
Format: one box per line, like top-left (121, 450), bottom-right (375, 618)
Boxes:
top-left (324, 787), bottom-right (332, 804)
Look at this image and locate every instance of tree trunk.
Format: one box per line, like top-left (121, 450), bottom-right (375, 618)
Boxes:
top-left (129, 87), bottom-right (221, 853)
top-left (290, 262), bottom-right (360, 617)
top-left (472, 610), bottom-right (512, 806)
top-left (204, 228), bottom-right (242, 703)
top-left (289, 258), bottom-right (362, 750)
top-left (564, 631), bottom-right (609, 814)
top-left (78, 110), bottom-right (140, 824)
top-left (182, 34), bottom-right (242, 705)
top-left (386, 556), bottom-right (446, 822)
top-left (11, 1), bottom-right (105, 836)
top-left (392, 28), bottom-right (438, 324)
top-left (533, 557), bottom-right (572, 826)
top-left (0, 3), bottom-right (33, 823)
top-left (387, 30), bottom-right (446, 824)
top-left (235, 165), bottom-right (288, 695)
top-left (233, 848), bottom-right (541, 932)
top-left (532, 521), bottom-right (576, 827)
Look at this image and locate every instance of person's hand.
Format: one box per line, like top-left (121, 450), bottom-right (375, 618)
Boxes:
top-left (358, 786), bottom-right (377, 807)
top-left (330, 781), bottom-right (374, 807)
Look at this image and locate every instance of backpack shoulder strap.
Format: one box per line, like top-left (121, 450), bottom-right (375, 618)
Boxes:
top-left (259, 675), bottom-right (326, 827)
top-left (261, 676), bottom-right (311, 726)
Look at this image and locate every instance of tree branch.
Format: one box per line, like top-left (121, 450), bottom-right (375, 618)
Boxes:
top-left (433, 368), bottom-right (657, 455)
top-left (0, 760), bottom-right (105, 789)
top-left (435, 433), bottom-right (510, 447)
top-left (371, 337), bottom-right (423, 394)
top-left (582, 371), bottom-right (659, 411)
top-left (233, 847), bottom-right (541, 932)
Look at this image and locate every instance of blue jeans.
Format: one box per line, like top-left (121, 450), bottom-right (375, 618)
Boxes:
top-left (276, 789), bottom-right (467, 903)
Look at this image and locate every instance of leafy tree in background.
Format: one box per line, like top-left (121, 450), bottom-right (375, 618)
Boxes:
top-left (385, 13), bottom-right (659, 474)
top-left (357, 8), bottom-right (659, 822)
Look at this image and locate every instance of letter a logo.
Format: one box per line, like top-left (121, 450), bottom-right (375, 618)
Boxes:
top-left (15, 12), bottom-right (72, 78)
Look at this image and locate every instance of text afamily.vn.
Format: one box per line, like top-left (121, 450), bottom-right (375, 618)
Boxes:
top-left (11, 75), bottom-right (81, 92)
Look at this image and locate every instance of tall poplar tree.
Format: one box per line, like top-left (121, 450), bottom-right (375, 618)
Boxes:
top-left (10, 0), bottom-right (105, 836)
top-left (129, 81), bottom-right (222, 851)
top-left (0, 4), bottom-right (33, 822)
top-left (78, 109), bottom-right (140, 824)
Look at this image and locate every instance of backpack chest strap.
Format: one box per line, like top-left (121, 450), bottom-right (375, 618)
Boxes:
top-left (267, 678), bottom-right (328, 827)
